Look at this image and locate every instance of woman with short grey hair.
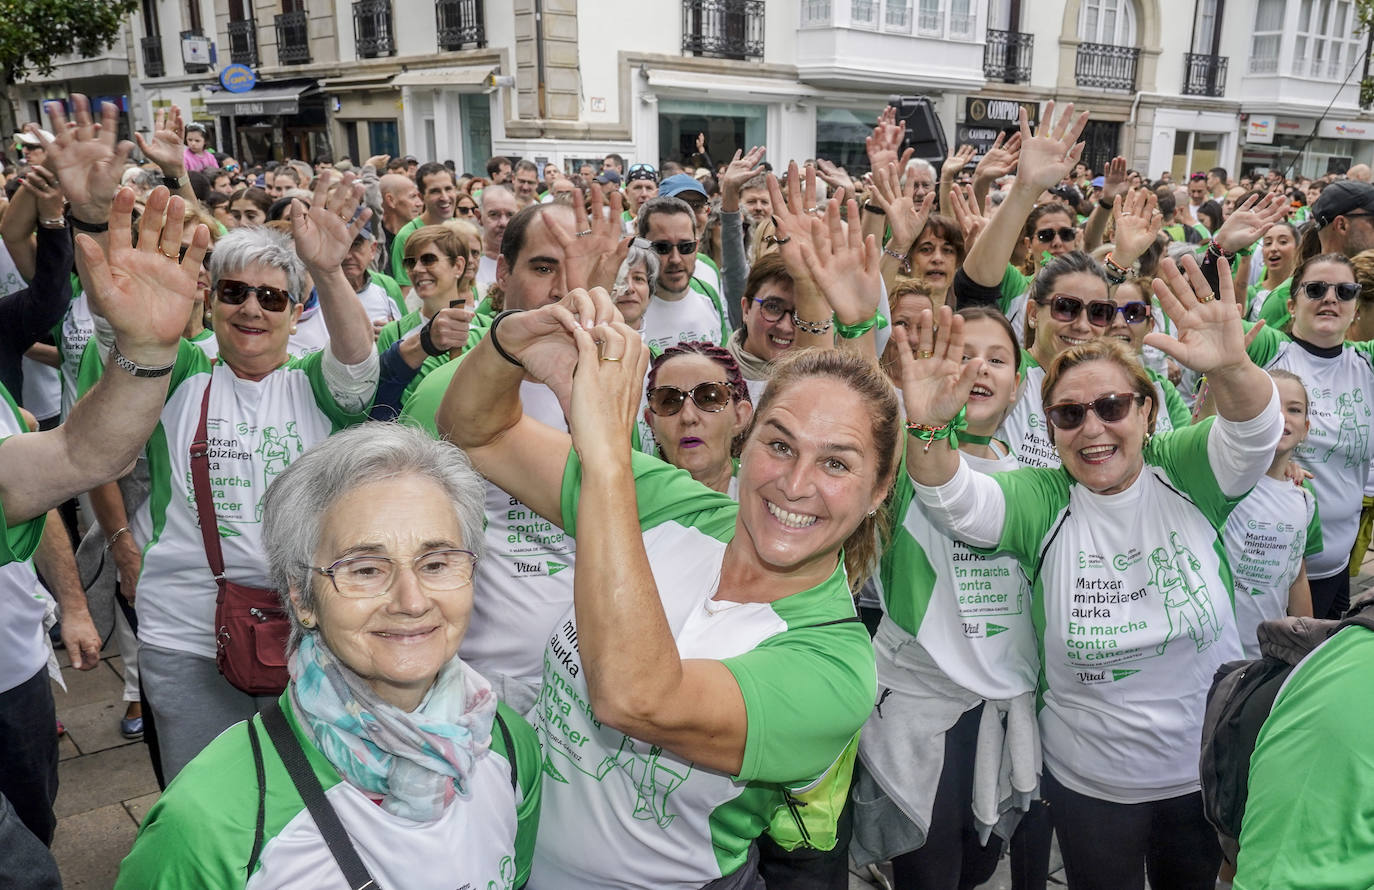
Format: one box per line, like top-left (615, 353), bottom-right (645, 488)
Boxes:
top-left (117, 423), bottom-right (542, 890)
top-left (612, 239), bottom-right (661, 335)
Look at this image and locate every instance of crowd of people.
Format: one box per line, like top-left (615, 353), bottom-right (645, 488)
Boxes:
top-left (1, 93), bottom-right (1372, 890)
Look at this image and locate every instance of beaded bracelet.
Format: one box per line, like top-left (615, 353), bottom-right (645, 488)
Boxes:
top-left (792, 311), bottom-right (833, 335)
top-left (1205, 238), bottom-right (1235, 261)
top-left (835, 312), bottom-right (879, 340)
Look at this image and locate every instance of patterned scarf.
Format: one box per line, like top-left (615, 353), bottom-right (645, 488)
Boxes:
top-left (289, 632), bottom-right (497, 823)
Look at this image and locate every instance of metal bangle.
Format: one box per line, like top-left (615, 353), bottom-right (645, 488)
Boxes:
top-left (791, 311), bottom-right (833, 335)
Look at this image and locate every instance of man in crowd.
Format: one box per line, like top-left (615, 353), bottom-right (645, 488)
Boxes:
top-left (637, 194), bottom-right (727, 352)
top-left (738, 172), bottom-right (773, 225)
top-left (1207, 166), bottom-right (1230, 198)
top-left (390, 161), bottom-right (459, 288)
top-left (1187, 172), bottom-right (1210, 218)
top-left (377, 172), bottom-right (424, 279)
top-left (475, 184), bottom-right (518, 295)
top-left (486, 155), bottom-right (512, 185)
top-left (512, 159), bottom-right (541, 209)
top-left (622, 164), bottom-right (659, 231)
top-left (602, 152), bottom-right (625, 177)
top-left (659, 173), bottom-right (725, 314)
top-left (340, 229), bottom-right (406, 330)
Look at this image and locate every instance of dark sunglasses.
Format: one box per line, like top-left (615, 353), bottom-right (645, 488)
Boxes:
top-left (1046, 392), bottom-right (1144, 431)
top-left (455, 204), bottom-right (477, 216)
top-left (216, 279), bottom-right (293, 312)
top-left (752, 297), bottom-right (790, 323)
top-left (403, 252), bottom-right (448, 272)
top-left (1035, 227), bottom-right (1077, 244)
top-left (1301, 281), bottom-right (1361, 302)
top-left (177, 245), bottom-right (213, 265)
top-left (647, 239), bottom-right (698, 257)
top-left (1048, 294), bottom-right (1149, 327)
top-left (647, 382), bottom-right (733, 417)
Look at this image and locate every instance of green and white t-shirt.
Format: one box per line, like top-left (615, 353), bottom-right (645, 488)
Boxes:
top-left (988, 421), bottom-right (1249, 803)
top-left (998, 351), bottom-right (1058, 469)
top-left (1248, 327), bottom-right (1374, 578)
top-left (1222, 475), bottom-right (1323, 658)
top-left (1147, 366), bottom-right (1192, 434)
top-left (0, 382), bottom-right (51, 693)
top-left (114, 694), bottom-right (541, 890)
top-left (56, 290), bottom-right (95, 416)
top-left (880, 451), bottom-right (1037, 700)
top-left (643, 286), bottom-right (728, 354)
top-left (530, 450), bottom-right (876, 889)
top-left (404, 367), bottom-right (577, 690)
top-left (376, 308), bottom-right (490, 405)
top-left (388, 217), bottom-right (425, 286)
top-left (117, 341), bottom-right (373, 658)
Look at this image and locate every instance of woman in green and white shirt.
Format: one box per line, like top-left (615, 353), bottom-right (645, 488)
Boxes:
top-left (899, 256), bottom-right (1281, 890)
top-left (438, 289), bottom-right (896, 889)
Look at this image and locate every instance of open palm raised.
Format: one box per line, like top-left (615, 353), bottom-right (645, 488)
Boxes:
top-left (1144, 255), bottom-right (1247, 375)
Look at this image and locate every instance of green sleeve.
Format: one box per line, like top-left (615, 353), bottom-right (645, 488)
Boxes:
top-left (376, 309), bottom-right (423, 353)
top-left (369, 270), bottom-right (407, 317)
top-left (474, 294), bottom-right (495, 321)
top-left (76, 339), bottom-right (105, 398)
top-left (1146, 417), bottom-right (1240, 528)
top-left (1257, 277), bottom-right (1292, 331)
top-left (398, 357), bottom-right (460, 434)
top-left (999, 265), bottom-right (1031, 313)
top-left (493, 702), bottom-right (542, 889)
top-left (722, 618), bottom-right (875, 784)
top-left (986, 467), bottom-right (1072, 565)
top-left (1157, 373), bottom-right (1193, 429)
top-left (1303, 480), bottom-right (1324, 558)
top-left (295, 350), bottom-right (376, 430)
top-left (559, 446), bottom-right (735, 540)
top-left (390, 219), bottom-right (417, 286)
top-left (0, 385), bottom-right (44, 551)
top-left (1245, 321), bottom-right (1287, 368)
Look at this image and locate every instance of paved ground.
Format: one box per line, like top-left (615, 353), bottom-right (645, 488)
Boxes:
top-left (49, 554), bottom-right (1374, 889)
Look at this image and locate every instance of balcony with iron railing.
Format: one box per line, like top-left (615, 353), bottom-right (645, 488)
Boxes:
top-left (354, 0), bottom-right (396, 58)
top-left (1182, 52), bottom-right (1227, 97)
top-left (682, 0), bottom-right (765, 61)
top-left (141, 35), bottom-right (165, 77)
top-left (436, 0), bottom-right (485, 50)
top-left (984, 28), bottom-right (1032, 83)
top-left (275, 10), bottom-right (311, 64)
top-left (1075, 42), bottom-right (1139, 90)
top-left (227, 17), bottom-right (259, 66)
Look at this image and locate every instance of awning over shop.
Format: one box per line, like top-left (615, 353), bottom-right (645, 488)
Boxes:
top-left (204, 82), bottom-right (318, 117)
top-left (641, 67), bottom-right (812, 100)
top-left (390, 66), bottom-right (494, 88)
top-left (318, 73), bottom-right (397, 92)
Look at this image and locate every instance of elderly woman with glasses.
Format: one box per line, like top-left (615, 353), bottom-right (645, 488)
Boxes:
top-left (116, 424), bottom-right (541, 889)
top-left (96, 173), bottom-right (382, 784)
top-left (899, 256), bottom-right (1281, 890)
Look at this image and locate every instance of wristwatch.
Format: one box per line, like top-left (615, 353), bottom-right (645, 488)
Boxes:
top-left (162, 173), bottom-right (190, 190)
top-left (111, 346), bottom-right (175, 378)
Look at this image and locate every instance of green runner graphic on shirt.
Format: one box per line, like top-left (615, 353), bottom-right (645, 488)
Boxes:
top-left (1151, 532), bottom-right (1221, 654)
top-left (1320, 390), bottom-right (1370, 467)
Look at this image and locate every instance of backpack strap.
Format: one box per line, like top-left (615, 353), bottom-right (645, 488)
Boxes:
top-left (493, 710), bottom-right (518, 796)
top-left (247, 719), bottom-right (267, 879)
top-left (261, 700), bottom-right (381, 890)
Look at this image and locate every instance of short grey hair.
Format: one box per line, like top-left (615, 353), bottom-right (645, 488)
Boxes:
top-left (262, 422), bottom-right (489, 651)
top-left (904, 158), bottom-right (936, 182)
top-left (618, 241), bottom-right (661, 295)
top-left (479, 183), bottom-right (515, 212)
top-left (210, 227), bottom-right (307, 303)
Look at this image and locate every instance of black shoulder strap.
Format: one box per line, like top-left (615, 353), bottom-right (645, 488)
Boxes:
top-left (261, 700), bottom-right (381, 890)
top-left (493, 710), bottom-right (519, 795)
top-left (246, 720), bottom-right (267, 879)
top-left (1032, 508), bottom-right (1073, 588)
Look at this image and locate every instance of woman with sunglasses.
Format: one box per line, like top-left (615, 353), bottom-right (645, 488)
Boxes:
top-left (1237, 253), bottom-right (1374, 619)
top-left (455, 194), bottom-right (479, 219)
top-left (900, 256), bottom-right (1281, 890)
top-left (643, 343), bottom-right (753, 497)
top-left (438, 287), bottom-right (896, 889)
top-left (855, 306), bottom-right (1049, 890)
top-left (114, 172), bottom-right (382, 784)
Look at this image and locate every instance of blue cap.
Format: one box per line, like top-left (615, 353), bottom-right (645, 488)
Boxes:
top-left (659, 173), bottom-right (708, 200)
top-left (1091, 176), bottom-right (1105, 188)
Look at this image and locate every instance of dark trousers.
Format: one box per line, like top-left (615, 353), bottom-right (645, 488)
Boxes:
top-left (1309, 569), bottom-right (1352, 620)
top-left (0, 793), bottom-right (61, 889)
top-left (1043, 769), bottom-right (1220, 890)
top-left (0, 668), bottom-right (59, 846)
top-left (757, 793), bottom-right (855, 889)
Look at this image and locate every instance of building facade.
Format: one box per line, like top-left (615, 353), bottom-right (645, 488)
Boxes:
top-left (10, 0), bottom-right (1374, 182)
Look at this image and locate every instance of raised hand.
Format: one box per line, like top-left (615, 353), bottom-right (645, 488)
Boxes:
top-left (765, 162), bottom-right (823, 277)
top-left (1145, 255), bottom-right (1247, 375)
top-left (291, 170), bottom-right (371, 269)
top-left (1013, 101), bottom-right (1089, 195)
top-left (19, 166), bottom-right (65, 222)
top-left (866, 106), bottom-right (914, 173)
top-left (814, 158), bottom-right (856, 199)
top-left (942, 144), bottom-right (977, 182)
top-left (1100, 156), bottom-right (1129, 207)
top-left (895, 305), bottom-right (982, 427)
top-left (496, 287), bottom-right (622, 413)
top-left (948, 184), bottom-right (989, 252)
top-left (78, 186), bottom-right (209, 365)
top-left (1213, 192), bottom-right (1287, 254)
top-left (1110, 188), bottom-right (1163, 266)
top-left (428, 304), bottom-right (475, 359)
top-left (800, 198), bottom-right (881, 326)
top-left (41, 94), bottom-right (133, 224)
top-left (543, 185), bottom-right (627, 291)
top-left (134, 105), bottom-right (187, 176)
top-left (568, 318), bottom-right (652, 462)
top-left (973, 131), bottom-right (1021, 185)
top-left (721, 146), bottom-right (766, 208)
top-left (870, 160), bottom-right (935, 251)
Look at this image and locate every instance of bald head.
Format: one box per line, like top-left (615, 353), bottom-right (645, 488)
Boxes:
top-left (379, 173), bottom-right (423, 229)
top-left (1351, 164), bottom-right (1372, 183)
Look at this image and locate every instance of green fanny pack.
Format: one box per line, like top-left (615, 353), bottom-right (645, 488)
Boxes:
top-left (767, 731), bottom-right (860, 852)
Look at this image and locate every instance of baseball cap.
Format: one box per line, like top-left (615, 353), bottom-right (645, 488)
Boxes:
top-left (658, 173), bottom-right (708, 200)
top-left (1312, 180), bottom-right (1374, 227)
top-left (1091, 176), bottom-right (1105, 188)
top-left (14, 129), bottom-right (54, 148)
top-left (595, 169), bottom-right (622, 185)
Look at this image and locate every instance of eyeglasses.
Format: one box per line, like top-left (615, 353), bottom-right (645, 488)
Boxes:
top-left (647, 239), bottom-right (698, 257)
top-left (302, 548), bottom-right (477, 599)
top-left (1301, 281), bottom-right (1361, 302)
top-left (1035, 227), bottom-right (1077, 244)
top-left (455, 204), bottom-right (477, 216)
top-left (647, 381), bottom-right (733, 416)
top-left (1046, 294), bottom-right (1147, 327)
top-left (402, 251), bottom-right (449, 272)
top-left (1046, 392), bottom-right (1145, 431)
top-left (751, 297), bottom-right (791, 323)
top-left (216, 279), bottom-right (293, 312)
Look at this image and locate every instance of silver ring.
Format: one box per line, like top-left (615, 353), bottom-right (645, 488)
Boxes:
top-left (575, 229), bottom-right (592, 238)
top-left (773, 235), bottom-right (792, 245)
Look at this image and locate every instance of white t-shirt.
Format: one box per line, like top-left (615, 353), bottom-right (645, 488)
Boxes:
top-left (642, 290), bottom-right (725, 353)
top-left (1223, 475), bottom-right (1321, 658)
top-left (21, 355), bottom-right (60, 422)
top-left (356, 281), bottom-right (402, 325)
top-left (0, 386), bottom-right (48, 693)
top-left (58, 293), bottom-right (95, 416)
top-left (288, 302), bottom-right (330, 356)
top-left (0, 243), bottom-right (24, 298)
top-left (476, 254), bottom-right (499, 295)
top-left (998, 353), bottom-right (1059, 469)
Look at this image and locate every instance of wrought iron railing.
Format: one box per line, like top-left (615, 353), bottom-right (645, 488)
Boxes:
top-left (141, 35), bottom-right (164, 78)
top-left (984, 29), bottom-right (1033, 83)
top-left (227, 17), bottom-right (259, 67)
top-left (1075, 42), bottom-right (1140, 90)
top-left (1182, 52), bottom-right (1227, 97)
top-left (682, 0), bottom-right (765, 61)
top-left (353, 0), bottom-right (395, 58)
top-left (275, 10), bottom-right (311, 64)
top-left (436, 0), bottom-right (485, 50)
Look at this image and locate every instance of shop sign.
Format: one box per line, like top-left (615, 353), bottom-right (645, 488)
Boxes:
top-left (182, 34), bottom-right (212, 67)
top-left (965, 97), bottom-right (1038, 129)
top-left (1319, 119), bottom-right (1374, 141)
top-left (1246, 115), bottom-right (1275, 144)
top-left (220, 64), bottom-right (257, 94)
top-left (1274, 118), bottom-right (1306, 134)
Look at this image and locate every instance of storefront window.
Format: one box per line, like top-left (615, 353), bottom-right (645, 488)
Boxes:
top-left (1242, 134), bottom-right (1367, 179)
top-left (460, 93), bottom-right (492, 176)
top-left (1171, 130), bottom-right (1223, 180)
top-left (817, 106), bottom-right (885, 175)
top-left (367, 120), bottom-right (399, 160)
top-left (657, 100), bottom-right (765, 170)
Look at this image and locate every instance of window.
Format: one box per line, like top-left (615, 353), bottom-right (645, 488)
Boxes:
top-left (1250, 0), bottom-right (1285, 73)
top-left (852, 0), bottom-right (879, 27)
top-left (1192, 0), bottom-right (1217, 53)
top-left (1078, 0), bottom-right (1136, 45)
top-left (141, 0), bottom-right (160, 36)
top-left (183, 0), bottom-right (202, 32)
top-left (799, 0), bottom-right (831, 26)
top-left (1292, 0), bottom-right (1358, 79)
top-left (916, 0), bottom-right (939, 33)
top-left (367, 120), bottom-right (398, 161)
top-left (460, 93), bottom-right (492, 177)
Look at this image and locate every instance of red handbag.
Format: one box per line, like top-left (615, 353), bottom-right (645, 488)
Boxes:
top-left (189, 375), bottom-right (290, 696)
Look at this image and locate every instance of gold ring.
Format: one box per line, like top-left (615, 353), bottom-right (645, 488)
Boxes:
top-left (600, 355), bottom-right (622, 362)
top-left (157, 245), bottom-right (179, 260)
top-left (1197, 292), bottom-right (1216, 303)
top-left (918, 350), bottom-right (933, 359)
